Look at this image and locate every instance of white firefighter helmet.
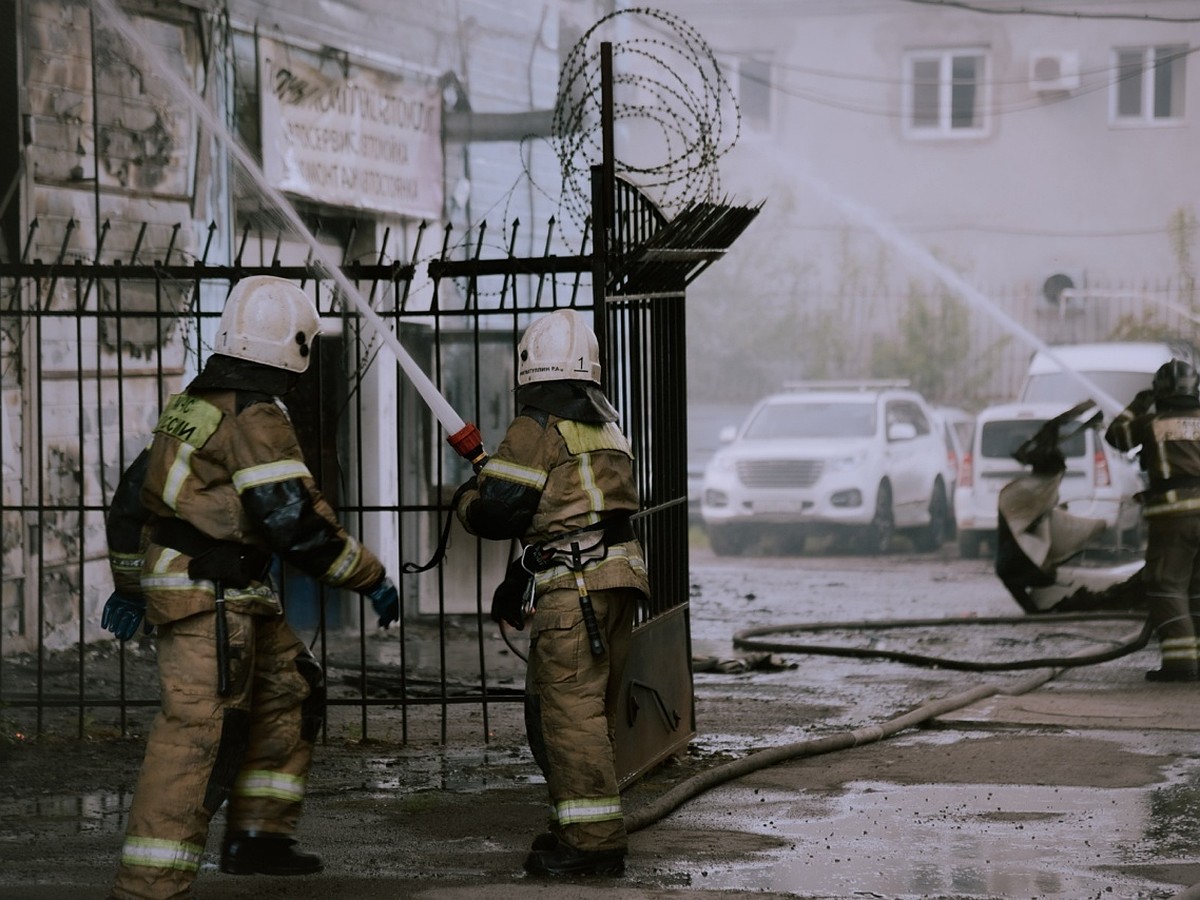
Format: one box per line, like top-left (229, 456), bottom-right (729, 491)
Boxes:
top-left (517, 309), bottom-right (601, 385)
top-left (214, 276), bottom-right (321, 373)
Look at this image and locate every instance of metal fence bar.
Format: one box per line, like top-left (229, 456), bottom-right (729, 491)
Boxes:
top-left (0, 225), bottom-right (693, 750)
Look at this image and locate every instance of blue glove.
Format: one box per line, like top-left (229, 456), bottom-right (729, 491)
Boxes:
top-left (101, 592), bottom-right (149, 641)
top-left (366, 576), bottom-right (399, 629)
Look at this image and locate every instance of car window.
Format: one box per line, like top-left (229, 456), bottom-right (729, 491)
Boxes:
top-left (886, 400), bottom-right (931, 436)
top-left (979, 419), bottom-right (1087, 459)
top-left (1021, 371), bottom-right (1153, 407)
top-left (743, 400), bottom-right (876, 439)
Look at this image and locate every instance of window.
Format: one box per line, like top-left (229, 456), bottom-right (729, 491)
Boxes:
top-left (903, 49), bottom-right (989, 138)
top-left (981, 420), bottom-right (1085, 460)
top-left (744, 401), bottom-right (875, 440)
top-left (738, 58), bottom-right (772, 132)
top-left (1113, 45), bottom-right (1187, 124)
top-left (885, 401), bottom-right (932, 436)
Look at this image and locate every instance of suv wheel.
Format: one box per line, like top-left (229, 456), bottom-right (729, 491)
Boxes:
top-left (860, 482), bottom-right (894, 554)
top-left (708, 525), bottom-right (746, 557)
top-left (913, 481), bottom-right (948, 552)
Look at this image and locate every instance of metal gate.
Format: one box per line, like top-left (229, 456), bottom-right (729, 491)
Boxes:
top-left (0, 205), bottom-right (753, 766)
top-left (428, 163), bottom-right (759, 781)
top-left (0, 43), bottom-right (758, 787)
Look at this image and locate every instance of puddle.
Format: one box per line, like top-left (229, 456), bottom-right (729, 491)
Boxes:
top-left (671, 775), bottom-right (1196, 899)
top-left (356, 746), bottom-right (542, 795)
top-left (0, 789), bottom-right (129, 836)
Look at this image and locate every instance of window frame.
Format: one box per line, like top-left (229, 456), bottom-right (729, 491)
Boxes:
top-left (901, 47), bottom-right (991, 140)
top-left (1110, 44), bottom-right (1188, 127)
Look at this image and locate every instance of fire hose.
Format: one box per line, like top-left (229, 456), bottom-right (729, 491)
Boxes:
top-left (731, 611), bottom-right (1151, 671)
top-left (624, 611), bottom-right (1150, 834)
top-left (93, 0), bottom-right (489, 474)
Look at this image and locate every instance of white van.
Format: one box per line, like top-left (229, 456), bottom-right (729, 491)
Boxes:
top-left (1019, 341), bottom-right (1198, 410)
top-left (953, 401), bottom-right (1143, 558)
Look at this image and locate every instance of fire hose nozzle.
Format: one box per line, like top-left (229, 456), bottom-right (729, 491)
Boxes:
top-left (448, 422), bottom-right (489, 473)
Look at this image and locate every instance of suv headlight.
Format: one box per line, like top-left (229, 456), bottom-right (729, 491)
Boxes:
top-left (831, 489), bottom-right (863, 507)
top-left (827, 452), bottom-right (865, 473)
top-left (708, 454), bottom-right (735, 474)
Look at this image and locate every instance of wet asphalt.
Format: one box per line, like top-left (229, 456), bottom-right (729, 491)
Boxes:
top-left (5, 546), bottom-right (1200, 899)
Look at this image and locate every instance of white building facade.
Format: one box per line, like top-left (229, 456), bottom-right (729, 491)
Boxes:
top-left (655, 0), bottom-right (1200, 405)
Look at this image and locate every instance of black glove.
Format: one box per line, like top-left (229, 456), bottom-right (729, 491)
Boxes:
top-left (491, 558), bottom-right (530, 630)
top-left (365, 576), bottom-right (399, 629)
top-left (101, 592), bottom-right (151, 641)
top-left (1130, 389), bottom-right (1156, 415)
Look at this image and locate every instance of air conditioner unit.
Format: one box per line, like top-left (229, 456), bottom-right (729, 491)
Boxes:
top-left (1029, 51), bottom-right (1080, 93)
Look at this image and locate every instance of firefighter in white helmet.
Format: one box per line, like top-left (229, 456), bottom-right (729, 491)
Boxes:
top-left (455, 308), bottom-right (650, 877)
top-left (1106, 358), bottom-right (1200, 682)
top-left (102, 276), bottom-right (398, 899)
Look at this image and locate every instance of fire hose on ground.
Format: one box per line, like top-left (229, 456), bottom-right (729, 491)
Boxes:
top-left (624, 611), bottom-right (1150, 834)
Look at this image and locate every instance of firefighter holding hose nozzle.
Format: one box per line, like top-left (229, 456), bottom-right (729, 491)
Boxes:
top-left (1105, 359), bottom-right (1200, 682)
top-left (454, 309), bottom-right (650, 877)
top-left (102, 276), bottom-right (399, 899)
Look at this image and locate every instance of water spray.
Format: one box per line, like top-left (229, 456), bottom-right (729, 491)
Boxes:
top-left (792, 158), bottom-right (1128, 418)
top-left (89, 0), bottom-right (487, 469)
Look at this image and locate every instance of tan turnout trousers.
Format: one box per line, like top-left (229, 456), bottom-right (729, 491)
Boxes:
top-left (526, 585), bottom-right (637, 853)
top-left (110, 611), bottom-right (314, 900)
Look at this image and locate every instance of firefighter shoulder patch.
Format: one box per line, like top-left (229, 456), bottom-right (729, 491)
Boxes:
top-left (153, 394), bottom-right (223, 449)
top-left (555, 420), bottom-right (632, 457)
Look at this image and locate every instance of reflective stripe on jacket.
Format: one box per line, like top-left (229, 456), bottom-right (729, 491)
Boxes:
top-left (457, 410), bottom-right (650, 599)
top-left (1107, 404), bottom-right (1200, 517)
top-left (136, 388), bottom-right (383, 622)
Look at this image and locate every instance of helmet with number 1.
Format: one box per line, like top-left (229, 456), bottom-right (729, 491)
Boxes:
top-left (214, 276), bottom-right (321, 373)
top-left (517, 309), bottom-right (601, 385)
top-left (1153, 358), bottom-right (1200, 404)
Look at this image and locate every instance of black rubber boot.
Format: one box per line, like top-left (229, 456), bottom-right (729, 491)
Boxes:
top-left (530, 832), bottom-right (558, 851)
top-left (524, 841), bottom-right (625, 877)
top-left (221, 831), bottom-right (324, 876)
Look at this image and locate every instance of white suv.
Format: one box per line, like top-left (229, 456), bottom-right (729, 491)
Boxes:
top-left (700, 382), bottom-right (953, 555)
top-left (1020, 341), bottom-right (1197, 409)
top-left (953, 401), bottom-right (1144, 559)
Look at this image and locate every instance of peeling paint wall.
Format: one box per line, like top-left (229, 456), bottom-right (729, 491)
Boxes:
top-left (4, 0), bottom-right (600, 652)
top-left (6, 0), bottom-right (205, 651)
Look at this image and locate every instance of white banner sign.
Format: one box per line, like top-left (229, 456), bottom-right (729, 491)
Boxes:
top-left (259, 39), bottom-right (443, 220)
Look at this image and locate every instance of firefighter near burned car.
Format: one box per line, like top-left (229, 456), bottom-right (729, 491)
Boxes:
top-left (454, 309), bottom-right (651, 877)
top-left (101, 276), bottom-right (400, 900)
top-left (1105, 359), bottom-right (1200, 683)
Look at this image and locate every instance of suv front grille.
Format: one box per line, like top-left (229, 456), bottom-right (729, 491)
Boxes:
top-left (737, 459), bottom-right (823, 488)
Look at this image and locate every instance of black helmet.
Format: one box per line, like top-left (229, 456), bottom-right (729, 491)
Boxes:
top-left (1153, 359), bottom-right (1200, 404)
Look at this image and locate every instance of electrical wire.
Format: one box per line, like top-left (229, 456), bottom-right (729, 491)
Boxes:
top-left (736, 44), bottom-right (1200, 123)
top-left (897, 0), bottom-right (1200, 23)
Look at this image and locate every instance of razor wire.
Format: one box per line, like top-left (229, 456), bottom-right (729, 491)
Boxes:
top-left (551, 6), bottom-right (741, 232)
